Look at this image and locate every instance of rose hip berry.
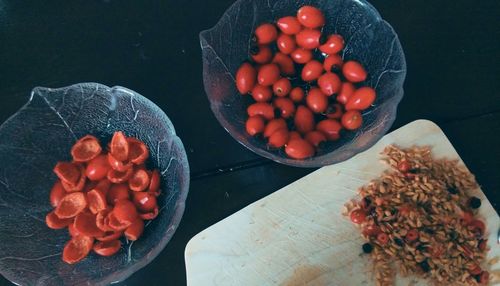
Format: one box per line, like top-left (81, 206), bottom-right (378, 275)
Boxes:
top-left (235, 6), bottom-right (374, 160)
top-left (46, 132), bottom-right (161, 264)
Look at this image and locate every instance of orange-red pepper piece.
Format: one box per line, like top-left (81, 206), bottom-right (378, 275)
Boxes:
top-left (93, 240), bottom-right (121, 257)
top-left (110, 131), bottom-right (129, 161)
top-left (129, 169), bottom-right (150, 192)
top-left (106, 183), bottom-right (130, 205)
top-left (71, 135), bottom-right (102, 162)
top-left (54, 192), bottom-right (87, 219)
top-left (96, 230), bottom-right (123, 242)
top-left (62, 235), bottom-right (94, 264)
top-left (74, 212), bottom-right (105, 238)
top-left (46, 211), bottom-right (73, 229)
top-left (125, 219), bottom-right (144, 241)
top-left (107, 167), bottom-right (133, 184)
top-left (107, 153), bottom-right (132, 172)
top-left (106, 212), bottom-right (132, 231)
top-left (53, 162), bottom-right (81, 185)
top-left (50, 180), bottom-right (66, 207)
top-left (61, 164), bottom-right (86, 192)
top-left (87, 189), bottom-right (108, 214)
top-left (113, 200), bottom-right (138, 225)
top-left (133, 192), bottom-right (157, 213)
top-left (127, 137), bottom-right (149, 165)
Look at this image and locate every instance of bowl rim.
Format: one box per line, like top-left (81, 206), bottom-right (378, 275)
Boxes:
top-left (199, 0), bottom-right (407, 168)
top-left (0, 82), bottom-right (190, 286)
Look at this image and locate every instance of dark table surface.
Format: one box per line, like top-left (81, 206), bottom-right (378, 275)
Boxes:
top-left (1, 0), bottom-right (499, 285)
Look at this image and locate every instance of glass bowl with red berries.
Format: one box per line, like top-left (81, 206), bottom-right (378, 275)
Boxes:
top-left (200, 0), bottom-right (406, 167)
top-left (0, 83), bottom-right (189, 285)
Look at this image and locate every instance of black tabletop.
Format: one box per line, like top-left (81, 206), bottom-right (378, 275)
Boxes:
top-left (1, 0), bottom-right (499, 285)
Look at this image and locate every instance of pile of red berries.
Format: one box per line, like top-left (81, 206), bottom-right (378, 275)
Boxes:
top-left (235, 6), bottom-right (376, 160)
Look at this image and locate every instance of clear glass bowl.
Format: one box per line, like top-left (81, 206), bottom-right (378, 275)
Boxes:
top-left (200, 0), bottom-right (406, 167)
top-left (0, 83), bottom-right (189, 285)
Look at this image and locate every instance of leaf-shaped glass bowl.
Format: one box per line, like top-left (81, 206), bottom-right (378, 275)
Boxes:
top-left (200, 0), bottom-right (406, 167)
top-left (0, 83), bottom-right (189, 285)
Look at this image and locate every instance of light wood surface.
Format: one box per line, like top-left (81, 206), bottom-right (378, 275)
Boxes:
top-left (185, 120), bottom-right (500, 286)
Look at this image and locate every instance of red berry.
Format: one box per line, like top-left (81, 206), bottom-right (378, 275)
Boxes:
top-left (342, 60), bottom-right (367, 82)
top-left (251, 84), bottom-right (272, 102)
top-left (324, 54), bottom-right (343, 72)
top-left (350, 209), bottom-right (366, 224)
top-left (254, 23), bottom-right (278, 44)
top-left (301, 60), bottom-right (323, 82)
top-left (337, 82), bottom-right (355, 105)
top-left (319, 34), bottom-right (344, 55)
top-left (257, 64), bottom-right (281, 86)
top-left (297, 6), bottom-right (325, 29)
top-left (273, 78), bottom-right (292, 97)
top-left (291, 48), bottom-right (313, 64)
top-left (272, 52), bottom-right (295, 76)
top-left (289, 87), bottom-right (305, 103)
top-left (250, 45), bottom-right (272, 64)
top-left (236, 62), bottom-right (256, 94)
top-left (276, 16), bottom-right (302, 35)
top-left (296, 29), bottom-right (321, 49)
top-left (277, 34), bottom-right (296, 54)
top-left (306, 87), bottom-right (328, 113)
top-left (317, 72), bottom-right (341, 96)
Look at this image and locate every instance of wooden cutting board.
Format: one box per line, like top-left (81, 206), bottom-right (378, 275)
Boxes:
top-left (185, 120), bottom-right (500, 286)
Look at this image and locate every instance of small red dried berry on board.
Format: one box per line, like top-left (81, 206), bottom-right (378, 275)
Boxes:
top-left (46, 131), bottom-right (162, 263)
top-left (235, 5), bottom-right (377, 159)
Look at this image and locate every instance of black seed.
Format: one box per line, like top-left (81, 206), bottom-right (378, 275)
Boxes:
top-left (416, 243), bottom-right (427, 251)
top-left (362, 197), bottom-right (372, 207)
top-left (419, 260), bottom-right (430, 272)
top-left (449, 230), bottom-right (458, 240)
top-left (319, 33), bottom-right (328, 45)
top-left (394, 238), bottom-right (404, 246)
top-left (408, 168), bottom-right (420, 174)
top-left (447, 186), bottom-right (459, 194)
top-left (362, 243), bottom-right (373, 253)
top-left (469, 197), bottom-right (481, 209)
top-left (249, 45), bottom-right (260, 55)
